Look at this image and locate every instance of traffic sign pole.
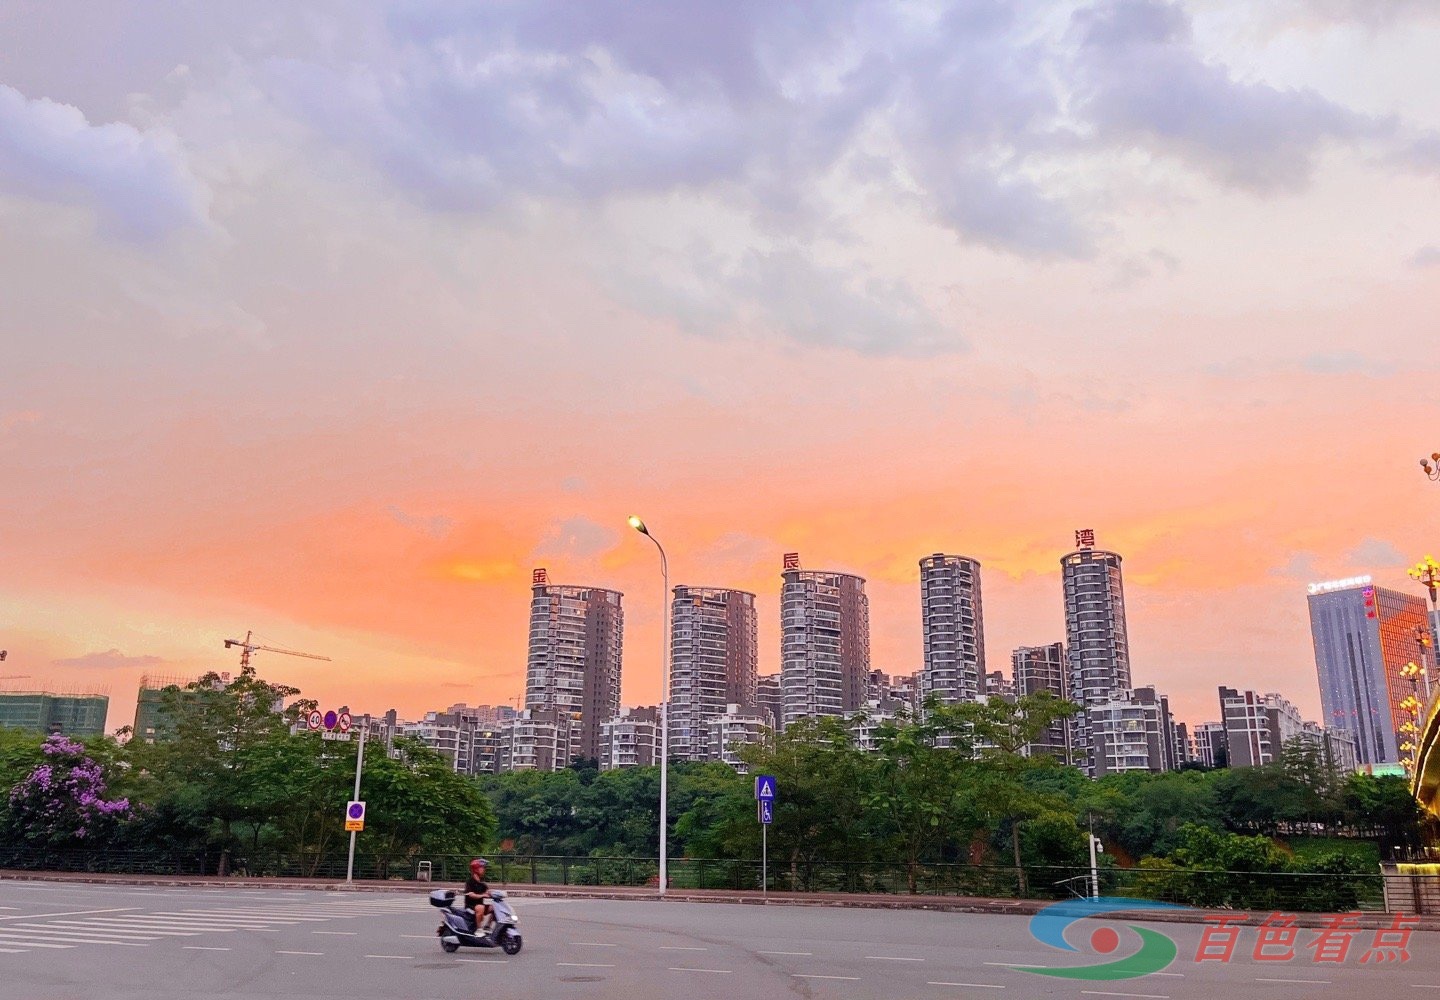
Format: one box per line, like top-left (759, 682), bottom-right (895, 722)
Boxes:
top-left (345, 715), bottom-right (369, 886)
top-left (762, 817), bottom-right (767, 899)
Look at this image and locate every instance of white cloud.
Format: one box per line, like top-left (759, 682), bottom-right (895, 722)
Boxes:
top-left (0, 85), bottom-right (211, 240)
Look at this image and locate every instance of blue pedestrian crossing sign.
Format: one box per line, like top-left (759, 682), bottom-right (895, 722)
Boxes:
top-left (758, 799), bottom-right (773, 825)
top-left (753, 775), bottom-right (777, 801)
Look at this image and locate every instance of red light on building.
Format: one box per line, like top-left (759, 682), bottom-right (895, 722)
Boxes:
top-left (782, 552), bottom-right (800, 570)
top-left (533, 567), bottom-right (549, 586)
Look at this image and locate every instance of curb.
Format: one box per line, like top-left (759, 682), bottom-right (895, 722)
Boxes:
top-left (0, 870), bottom-right (1427, 930)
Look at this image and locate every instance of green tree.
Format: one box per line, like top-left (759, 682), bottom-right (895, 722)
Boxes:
top-left (947, 693), bottom-right (1082, 893)
top-left (736, 717), bottom-right (877, 889)
top-left (864, 703), bottom-right (976, 893)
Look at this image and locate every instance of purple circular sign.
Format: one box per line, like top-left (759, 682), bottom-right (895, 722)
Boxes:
top-left (324, 710), bottom-right (338, 731)
top-left (348, 802), bottom-right (364, 819)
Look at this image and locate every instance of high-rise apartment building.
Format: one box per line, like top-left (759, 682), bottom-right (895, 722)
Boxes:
top-left (1308, 576), bottom-right (1427, 767)
top-left (524, 568), bottom-right (624, 763)
top-left (1089, 686), bottom-right (1173, 777)
top-left (1218, 687), bottom-right (1305, 768)
top-left (1192, 722), bottom-right (1227, 767)
top-left (1012, 643), bottom-right (1070, 761)
top-left (919, 554), bottom-right (986, 707)
top-left (756, 674), bottom-right (784, 732)
top-left (779, 554), bottom-right (870, 729)
top-left (707, 703), bottom-right (770, 773)
top-left (1060, 531), bottom-right (1131, 775)
top-left (599, 707), bottom-right (660, 770)
top-left (668, 587), bottom-right (758, 761)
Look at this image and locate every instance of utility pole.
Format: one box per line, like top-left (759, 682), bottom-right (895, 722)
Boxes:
top-left (1088, 813), bottom-right (1101, 899)
top-left (345, 714), bottom-right (369, 886)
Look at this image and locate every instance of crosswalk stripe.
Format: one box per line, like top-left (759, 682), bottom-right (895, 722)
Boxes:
top-left (44, 921), bottom-right (199, 936)
top-left (0, 937), bottom-right (76, 949)
top-left (0, 928), bottom-right (148, 945)
top-left (11, 924), bottom-right (166, 940)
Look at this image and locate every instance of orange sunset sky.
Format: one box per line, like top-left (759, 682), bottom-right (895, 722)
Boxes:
top-left (2, 1), bottom-right (1439, 733)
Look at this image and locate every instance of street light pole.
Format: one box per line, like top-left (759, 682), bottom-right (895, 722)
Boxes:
top-left (628, 516), bottom-right (669, 896)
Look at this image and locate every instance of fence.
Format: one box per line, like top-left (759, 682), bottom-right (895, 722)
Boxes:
top-left (0, 847), bottom-right (1388, 912)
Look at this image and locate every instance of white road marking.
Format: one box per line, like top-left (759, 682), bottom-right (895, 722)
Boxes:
top-left (11, 924), bottom-right (165, 940)
top-left (866, 955), bottom-right (923, 961)
top-left (669, 967), bottom-right (732, 974)
top-left (1152, 972), bottom-right (1185, 977)
top-left (313, 931), bottom-right (357, 935)
top-left (1256, 979), bottom-right (1331, 985)
top-left (0, 928), bottom-right (146, 945)
top-left (44, 920), bottom-right (197, 936)
top-left (0, 935), bottom-right (80, 948)
top-left (365, 954), bottom-right (409, 959)
top-left (576, 942), bottom-right (618, 947)
top-left (1081, 992), bottom-right (1170, 999)
top-left (0, 947), bottom-right (27, 953)
top-left (927, 983), bottom-right (1004, 990)
top-left (793, 974), bottom-right (862, 981)
top-left (182, 946), bottom-right (232, 951)
top-left (0, 907), bottom-right (135, 922)
top-left (275, 950), bottom-right (323, 956)
top-left (758, 950), bottom-right (811, 956)
top-left (557, 962), bottom-right (615, 968)
top-left (660, 946), bottom-right (708, 951)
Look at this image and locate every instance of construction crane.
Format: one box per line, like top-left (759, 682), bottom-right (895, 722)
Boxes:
top-left (223, 631), bottom-right (331, 671)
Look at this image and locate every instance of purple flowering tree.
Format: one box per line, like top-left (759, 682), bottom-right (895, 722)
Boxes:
top-left (6, 734), bottom-right (132, 848)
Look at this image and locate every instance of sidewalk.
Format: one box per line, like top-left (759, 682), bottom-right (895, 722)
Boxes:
top-left (1, 868), bottom-right (1426, 929)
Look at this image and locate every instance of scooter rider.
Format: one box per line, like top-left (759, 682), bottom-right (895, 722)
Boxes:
top-left (464, 858), bottom-right (492, 933)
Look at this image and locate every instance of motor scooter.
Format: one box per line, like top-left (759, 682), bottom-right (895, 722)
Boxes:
top-left (431, 888), bottom-right (523, 954)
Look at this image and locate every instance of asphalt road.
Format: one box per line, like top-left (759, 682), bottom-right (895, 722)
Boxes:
top-left (2, 879), bottom-right (1438, 999)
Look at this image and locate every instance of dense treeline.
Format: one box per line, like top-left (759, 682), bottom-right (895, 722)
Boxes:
top-left (478, 694), bottom-right (1421, 895)
top-left (0, 666), bottom-right (495, 876)
top-left (0, 673), bottom-right (1422, 898)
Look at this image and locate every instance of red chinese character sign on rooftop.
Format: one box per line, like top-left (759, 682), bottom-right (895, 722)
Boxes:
top-left (1076, 529), bottom-right (1096, 549)
top-left (533, 567), bottom-right (548, 586)
top-left (782, 552), bottom-right (800, 570)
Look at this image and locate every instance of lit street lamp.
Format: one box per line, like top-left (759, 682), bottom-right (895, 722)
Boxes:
top-left (627, 515), bottom-right (669, 896)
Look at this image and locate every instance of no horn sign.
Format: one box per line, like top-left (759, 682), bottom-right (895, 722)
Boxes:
top-left (345, 800), bottom-right (365, 832)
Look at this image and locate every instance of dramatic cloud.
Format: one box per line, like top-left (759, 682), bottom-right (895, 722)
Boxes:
top-left (1070, 0), bottom-right (1383, 192)
top-left (0, 85), bottom-right (211, 240)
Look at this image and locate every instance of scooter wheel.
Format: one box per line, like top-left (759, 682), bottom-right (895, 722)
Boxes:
top-left (441, 939), bottom-right (459, 953)
top-left (500, 930), bottom-right (522, 955)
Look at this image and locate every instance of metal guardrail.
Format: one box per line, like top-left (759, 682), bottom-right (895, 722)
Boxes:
top-left (0, 849), bottom-right (1388, 912)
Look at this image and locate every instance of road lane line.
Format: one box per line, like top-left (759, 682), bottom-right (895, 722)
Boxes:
top-left (1152, 973), bottom-right (1185, 977)
top-left (1081, 992), bottom-right (1169, 999)
top-left (660, 946), bottom-right (708, 951)
top-left (866, 955), bottom-right (923, 961)
top-left (365, 954), bottom-right (409, 959)
top-left (275, 950), bottom-right (323, 956)
top-left (1256, 979), bottom-right (1331, 985)
top-left (557, 962), bottom-right (615, 968)
top-left (669, 968), bottom-right (733, 974)
top-left (793, 974), bottom-right (861, 981)
top-left (0, 947), bottom-right (26, 953)
top-left (758, 950), bottom-right (811, 956)
top-left (313, 931), bottom-right (357, 935)
top-left (576, 942), bottom-right (618, 947)
top-left (927, 983), bottom-right (1004, 990)
top-left (183, 946), bottom-right (232, 951)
